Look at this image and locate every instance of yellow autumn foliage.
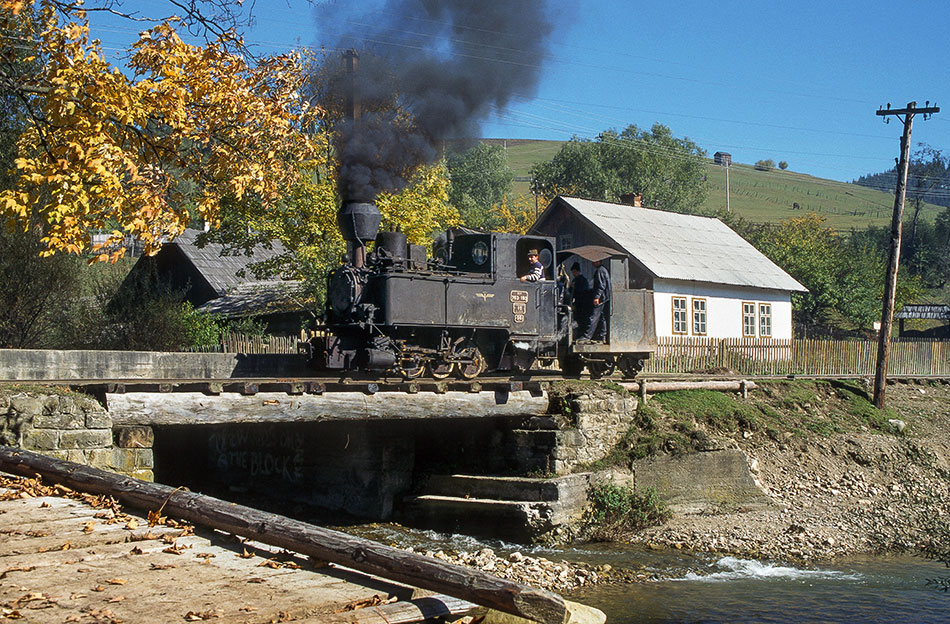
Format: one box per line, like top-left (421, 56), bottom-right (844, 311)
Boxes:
top-left (0, 1), bottom-right (321, 260)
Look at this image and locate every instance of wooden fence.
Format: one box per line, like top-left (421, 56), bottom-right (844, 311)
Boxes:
top-left (644, 336), bottom-right (950, 377)
top-left (189, 333), bottom-right (950, 377)
top-left (186, 332), bottom-right (304, 355)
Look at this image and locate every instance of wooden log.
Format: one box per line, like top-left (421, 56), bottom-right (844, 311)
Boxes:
top-left (619, 380), bottom-right (756, 393)
top-left (0, 446), bottom-right (567, 624)
top-left (106, 390), bottom-right (551, 426)
top-left (310, 595), bottom-right (477, 624)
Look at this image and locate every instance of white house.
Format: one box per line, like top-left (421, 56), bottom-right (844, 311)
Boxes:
top-left (529, 196), bottom-right (807, 340)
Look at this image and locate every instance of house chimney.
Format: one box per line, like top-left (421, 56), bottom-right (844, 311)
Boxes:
top-left (620, 193), bottom-right (642, 207)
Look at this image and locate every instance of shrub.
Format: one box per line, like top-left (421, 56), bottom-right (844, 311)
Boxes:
top-left (181, 303), bottom-right (226, 348)
top-left (755, 159), bottom-right (776, 171)
top-left (583, 480), bottom-right (670, 541)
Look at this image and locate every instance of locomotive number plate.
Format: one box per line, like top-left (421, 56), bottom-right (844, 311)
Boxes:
top-left (510, 290), bottom-right (529, 303)
top-left (512, 302), bottom-right (527, 314)
top-left (513, 314), bottom-right (526, 323)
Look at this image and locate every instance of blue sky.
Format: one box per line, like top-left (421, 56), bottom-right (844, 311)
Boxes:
top-left (93, 0), bottom-right (950, 183)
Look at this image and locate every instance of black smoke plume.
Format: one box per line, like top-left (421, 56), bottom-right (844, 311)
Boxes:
top-left (316, 0), bottom-right (554, 202)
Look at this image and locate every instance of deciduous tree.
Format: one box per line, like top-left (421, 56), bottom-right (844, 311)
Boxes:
top-left (447, 143), bottom-right (514, 230)
top-left (0, 1), bottom-right (319, 260)
top-left (530, 123), bottom-right (708, 214)
top-left (729, 212), bottom-right (922, 333)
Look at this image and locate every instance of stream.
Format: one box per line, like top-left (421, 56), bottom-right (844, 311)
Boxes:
top-left (349, 524), bottom-right (949, 623)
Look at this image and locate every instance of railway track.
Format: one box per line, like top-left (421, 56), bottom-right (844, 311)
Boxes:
top-left (7, 371), bottom-right (947, 397)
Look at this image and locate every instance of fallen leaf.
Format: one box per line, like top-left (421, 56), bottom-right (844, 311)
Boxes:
top-left (125, 519), bottom-right (139, 530)
top-left (247, 577), bottom-right (265, 584)
top-left (92, 586), bottom-right (105, 592)
top-left (196, 553), bottom-right (215, 560)
top-left (108, 596), bottom-right (126, 603)
top-left (60, 542), bottom-right (71, 551)
top-left (257, 559), bottom-right (281, 569)
top-left (105, 578), bottom-right (127, 585)
top-left (150, 563), bottom-right (177, 571)
top-left (40, 501), bottom-right (50, 508)
top-left (130, 546), bottom-right (144, 555)
top-left (236, 549), bottom-right (255, 559)
top-left (19, 592), bottom-right (46, 603)
top-left (0, 565), bottom-right (35, 580)
top-left (147, 510), bottom-right (166, 526)
top-left (239, 606), bottom-right (258, 612)
top-left (185, 608), bottom-right (223, 620)
top-left (83, 521), bottom-right (95, 534)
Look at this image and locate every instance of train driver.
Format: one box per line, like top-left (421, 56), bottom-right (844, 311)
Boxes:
top-left (520, 249), bottom-right (544, 282)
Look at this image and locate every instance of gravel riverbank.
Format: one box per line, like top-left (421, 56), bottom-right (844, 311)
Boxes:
top-left (410, 382), bottom-right (950, 592)
top-left (625, 382), bottom-right (950, 563)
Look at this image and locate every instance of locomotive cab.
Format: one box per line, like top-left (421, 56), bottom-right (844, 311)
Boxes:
top-left (557, 246), bottom-right (657, 378)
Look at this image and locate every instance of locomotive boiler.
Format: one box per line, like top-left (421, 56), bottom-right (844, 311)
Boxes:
top-left (309, 199), bottom-right (656, 379)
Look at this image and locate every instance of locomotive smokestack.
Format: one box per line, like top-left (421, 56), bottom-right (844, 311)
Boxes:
top-left (338, 50), bottom-right (381, 268)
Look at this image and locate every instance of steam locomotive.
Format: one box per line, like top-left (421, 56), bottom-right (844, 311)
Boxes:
top-left (308, 200), bottom-right (656, 379)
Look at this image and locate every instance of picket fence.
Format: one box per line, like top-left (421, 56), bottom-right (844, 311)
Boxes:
top-left (644, 336), bottom-right (950, 377)
top-left (186, 332), bottom-right (305, 355)
top-left (189, 333), bottom-right (950, 377)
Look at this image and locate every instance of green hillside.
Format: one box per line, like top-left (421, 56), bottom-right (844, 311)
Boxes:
top-left (492, 139), bottom-right (945, 232)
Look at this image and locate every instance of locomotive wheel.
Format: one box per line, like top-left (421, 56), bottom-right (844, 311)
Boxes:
top-left (587, 359), bottom-right (615, 379)
top-left (456, 348), bottom-right (486, 380)
top-left (428, 360), bottom-right (455, 380)
top-left (559, 353), bottom-right (585, 377)
top-left (618, 354), bottom-right (644, 379)
top-left (400, 361), bottom-right (425, 379)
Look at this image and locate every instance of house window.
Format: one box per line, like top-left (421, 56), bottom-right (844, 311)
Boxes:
top-left (558, 234), bottom-right (573, 250)
top-left (692, 298), bottom-right (707, 335)
top-left (672, 297), bottom-right (688, 335)
top-left (742, 302), bottom-right (756, 337)
top-left (759, 303), bottom-right (772, 337)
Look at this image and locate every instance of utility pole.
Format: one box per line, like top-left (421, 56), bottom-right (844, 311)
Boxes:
top-left (873, 101), bottom-right (939, 409)
top-left (725, 159), bottom-right (731, 212)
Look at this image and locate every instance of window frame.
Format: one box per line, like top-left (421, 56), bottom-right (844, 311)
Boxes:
top-left (671, 297), bottom-right (688, 335)
top-left (691, 297), bottom-right (707, 336)
top-left (742, 301), bottom-right (757, 337)
top-left (759, 303), bottom-right (773, 338)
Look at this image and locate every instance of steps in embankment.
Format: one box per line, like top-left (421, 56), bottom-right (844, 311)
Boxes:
top-left (400, 473), bottom-right (591, 543)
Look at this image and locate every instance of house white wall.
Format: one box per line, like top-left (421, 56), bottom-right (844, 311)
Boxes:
top-left (652, 279), bottom-right (794, 340)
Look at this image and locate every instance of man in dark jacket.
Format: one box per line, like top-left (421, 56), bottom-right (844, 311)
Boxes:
top-left (569, 262), bottom-right (591, 337)
top-left (581, 259), bottom-right (610, 342)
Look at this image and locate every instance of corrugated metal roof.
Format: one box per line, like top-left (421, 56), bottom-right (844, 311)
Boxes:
top-left (171, 229), bottom-right (288, 296)
top-left (557, 197), bottom-right (808, 292)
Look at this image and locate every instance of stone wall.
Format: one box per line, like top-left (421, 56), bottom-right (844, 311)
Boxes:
top-left (507, 388), bottom-right (639, 475)
top-left (0, 392), bottom-right (153, 481)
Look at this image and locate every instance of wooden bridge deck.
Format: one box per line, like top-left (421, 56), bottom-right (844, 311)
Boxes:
top-left (0, 478), bottom-right (465, 623)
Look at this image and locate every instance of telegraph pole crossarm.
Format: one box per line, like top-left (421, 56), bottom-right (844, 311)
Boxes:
top-left (872, 101), bottom-right (939, 409)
